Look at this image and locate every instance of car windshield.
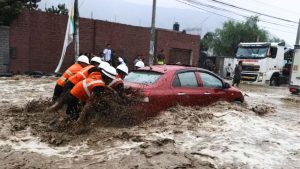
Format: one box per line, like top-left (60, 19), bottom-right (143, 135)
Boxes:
top-left (124, 71), bottom-right (163, 84)
top-left (236, 46), bottom-right (269, 58)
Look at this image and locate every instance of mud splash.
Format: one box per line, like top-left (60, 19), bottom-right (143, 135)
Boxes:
top-left (250, 104), bottom-right (276, 116)
top-left (280, 95), bottom-right (300, 104)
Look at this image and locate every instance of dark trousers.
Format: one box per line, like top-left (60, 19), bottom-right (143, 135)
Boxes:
top-left (66, 93), bottom-right (80, 120)
top-left (62, 81), bottom-right (75, 96)
top-left (232, 77), bottom-right (241, 87)
top-left (226, 72), bottom-right (231, 78)
top-left (52, 84), bottom-right (63, 102)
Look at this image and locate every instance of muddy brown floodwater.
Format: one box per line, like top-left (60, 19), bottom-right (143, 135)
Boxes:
top-left (0, 76), bottom-right (299, 169)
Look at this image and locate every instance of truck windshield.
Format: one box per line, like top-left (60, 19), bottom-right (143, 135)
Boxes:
top-left (236, 46), bottom-right (269, 59)
top-left (124, 71), bottom-right (163, 84)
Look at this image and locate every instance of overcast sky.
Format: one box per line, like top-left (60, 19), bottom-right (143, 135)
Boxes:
top-left (39, 0), bottom-right (300, 46)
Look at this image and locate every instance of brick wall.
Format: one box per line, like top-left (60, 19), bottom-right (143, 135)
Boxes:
top-left (9, 10), bottom-right (200, 73)
top-left (0, 26), bottom-right (10, 73)
top-left (156, 29), bottom-right (200, 66)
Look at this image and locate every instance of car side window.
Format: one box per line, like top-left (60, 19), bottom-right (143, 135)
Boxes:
top-left (173, 72), bottom-right (198, 87)
top-left (199, 72), bottom-right (223, 88)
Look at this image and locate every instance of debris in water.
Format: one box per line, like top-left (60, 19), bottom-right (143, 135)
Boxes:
top-left (280, 96), bottom-right (300, 104)
top-left (251, 104), bottom-right (276, 116)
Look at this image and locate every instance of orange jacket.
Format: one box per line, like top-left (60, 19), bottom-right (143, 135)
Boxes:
top-left (88, 71), bottom-right (102, 79)
top-left (70, 75), bottom-right (104, 102)
top-left (57, 63), bottom-right (83, 87)
top-left (108, 74), bottom-right (123, 89)
top-left (68, 65), bottom-right (94, 85)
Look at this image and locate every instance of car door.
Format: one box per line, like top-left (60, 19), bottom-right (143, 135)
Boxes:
top-left (197, 71), bottom-right (227, 105)
top-left (171, 71), bottom-right (206, 106)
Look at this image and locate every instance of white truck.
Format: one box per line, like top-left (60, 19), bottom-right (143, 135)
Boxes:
top-left (289, 22), bottom-right (300, 94)
top-left (233, 42), bottom-right (290, 86)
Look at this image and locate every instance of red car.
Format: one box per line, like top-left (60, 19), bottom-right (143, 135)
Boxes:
top-left (124, 65), bottom-right (244, 116)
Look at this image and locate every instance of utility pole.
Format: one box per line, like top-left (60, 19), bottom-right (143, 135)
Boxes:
top-left (74, 0), bottom-right (80, 60)
top-left (148, 0), bottom-right (156, 66)
top-left (296, 19), bottom-right (300, 45)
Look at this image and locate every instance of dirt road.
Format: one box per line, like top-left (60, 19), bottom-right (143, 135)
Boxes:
top-left (0, 76), bottom-right (299, 169)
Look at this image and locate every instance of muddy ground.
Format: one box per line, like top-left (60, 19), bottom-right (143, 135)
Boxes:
top-left (0, 76), bottom-right (299, 169)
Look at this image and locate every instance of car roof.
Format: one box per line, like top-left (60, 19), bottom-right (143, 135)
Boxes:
top-left (138, 65), bottom-right (203, 73)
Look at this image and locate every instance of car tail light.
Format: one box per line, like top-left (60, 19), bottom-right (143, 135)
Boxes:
top-left (141, 97), bottom-right (150, 103)
top-left (140, 91), bottom-right (150, 103)
top-left (290, 88), bottom-right (296, 93)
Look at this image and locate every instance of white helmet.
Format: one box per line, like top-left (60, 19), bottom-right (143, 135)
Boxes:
top-left (135, 61), bottom-right (145, 68)
top-left (102, 66), bottom-right (117, 79)
top-left (118, 57), bottom-right (124, 63)
top-left (77, 55), bottom-right (90, 64)
top-left (98, 61), bottom-right (110, 70)
top-left (116, 64), bottom-right (129, 75)
top-left (91, 57), bottom-right (102, 64)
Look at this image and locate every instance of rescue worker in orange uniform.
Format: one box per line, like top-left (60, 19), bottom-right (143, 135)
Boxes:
top-left (108, 64), bottom-right (128, 94)
top-left (65, 66), bottom-right (117, 120)
top-left (62, 56), bottom-right (103, 96)
top-left (48, 65), bottom-right (117, 119)
top-left (52, 55), bottom-right (90, 102)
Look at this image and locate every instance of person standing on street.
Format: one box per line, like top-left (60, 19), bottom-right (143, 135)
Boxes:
top-left (157, 49), bottom-right (165, 65)
top-left (225, 63), bottom-right (233, 79)
top-left (111, 50), bottom-right (118, 68)
top-left (232, 61), bottom-right (243, 87)
top-left (103, 44), bottom-right (112, 64)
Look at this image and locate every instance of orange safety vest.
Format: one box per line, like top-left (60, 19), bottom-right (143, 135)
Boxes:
top-left (108, 74), bottom-right (123, 89)
top-left (68, 65), bottom-right (94, 85)
top-left (70, 76), bottom-right (105, 102)
top-left (57, 63), bottom-right (83, 87)
top-left (87, 71), bottom-right (102, 79)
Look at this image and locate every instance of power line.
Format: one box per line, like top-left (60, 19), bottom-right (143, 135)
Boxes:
top-left (180, 0), bottom-right (297, 29)
top-left (205, 0), bottom-right (298, 24)
top-left (175, 0), bottom-right (243, 21)
top-left (251, 0), bottom-right (300, 15)
top-left (175, 0), bottom-right (297, 34)
top-left (79, 0), bottom-right (87, 8)
top-left (261, 25), bottom-right (297, 34)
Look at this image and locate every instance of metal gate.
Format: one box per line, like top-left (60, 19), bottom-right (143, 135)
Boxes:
top-left (169, 48), bottom-right (192, 65)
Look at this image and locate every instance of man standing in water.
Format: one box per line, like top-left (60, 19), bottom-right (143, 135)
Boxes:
top-left (232, 61), bottom-right (243, 87)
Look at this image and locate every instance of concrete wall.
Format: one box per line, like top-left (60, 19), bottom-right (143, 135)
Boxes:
top-left (0, 26), bottom-right (10, 73)
top-left (9, 10), bottom-right (200, 73)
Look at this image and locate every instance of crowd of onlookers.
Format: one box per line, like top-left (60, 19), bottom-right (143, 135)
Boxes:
top-left (81, 44), bottom-right (166, 70)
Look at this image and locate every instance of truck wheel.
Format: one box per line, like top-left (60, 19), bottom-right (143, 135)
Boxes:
top-left (270, 75), bottom-right (280, 86)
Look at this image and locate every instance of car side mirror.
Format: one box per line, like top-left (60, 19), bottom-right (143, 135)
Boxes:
top-left (224, 82), bottom-right (231, 89)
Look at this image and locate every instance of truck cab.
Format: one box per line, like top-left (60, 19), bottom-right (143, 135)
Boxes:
top-left (289, 45), bottom-right (300, 94)
top-left (234, 42), bottom-right (287, 86)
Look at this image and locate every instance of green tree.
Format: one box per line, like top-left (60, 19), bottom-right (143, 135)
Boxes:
top-left (0, 0), bottom-right (40, 26)
top-left (45, 4), bottom-right (68, 15)
top-left (205, 16), bottom-right (269, 56)
top-left (23, 0), bottom-right (41, 10)
top-left (200, 32), bottom-right (214, 51)
top-left (269, 37), bottom-right (284, 43)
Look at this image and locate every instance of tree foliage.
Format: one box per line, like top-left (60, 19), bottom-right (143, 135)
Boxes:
top-left (269, 37), bottom-right (284, 43)
top-left (23, 0), bottom-right (40, 10)
top-left (45, 4), bottom-right (68, 15)
top-left (202, 16), bottom-right (270, 57)
top-left (200, 32), bottom-right (214, 51)
top-left (0, 0), bottom-right (41, 26)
